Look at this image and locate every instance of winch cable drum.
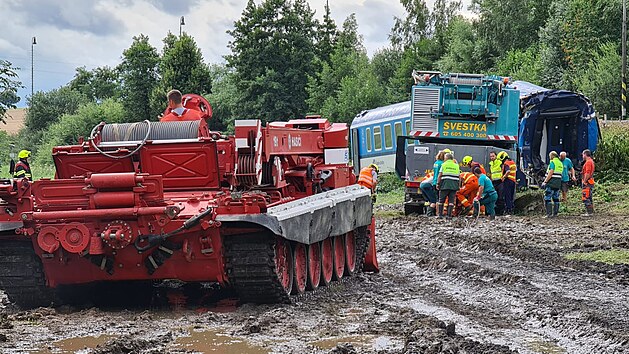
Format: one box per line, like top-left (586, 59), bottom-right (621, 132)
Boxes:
top-left (89, 120), bottom-right (202, 159)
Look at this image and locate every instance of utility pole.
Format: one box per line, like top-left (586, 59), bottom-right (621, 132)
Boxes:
top-left (623, 0), bottom-right (627, 120)
top-left (31, 36), bottom-right (37, 96)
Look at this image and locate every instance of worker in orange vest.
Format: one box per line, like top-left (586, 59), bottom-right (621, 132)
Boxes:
top-left (499, 151), bottom-right (517, 215)
top-left (358, 164), bottom-right (379, 201)
top-left (456, 171), bottom-right (479, 216)
top-left (160, 89), bottom-right (204, 122)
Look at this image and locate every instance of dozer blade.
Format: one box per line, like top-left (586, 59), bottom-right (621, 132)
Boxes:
top-left (217, 185), bottom-right (373, 245)
top-left (363, 217), bottom-right (379, 273)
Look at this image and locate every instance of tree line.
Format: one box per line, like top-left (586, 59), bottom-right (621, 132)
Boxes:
top-left (0, 0), bottom-right (623, 170)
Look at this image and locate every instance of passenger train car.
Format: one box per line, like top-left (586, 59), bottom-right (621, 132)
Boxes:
top-left (349, 101), bottom-right (413, 174)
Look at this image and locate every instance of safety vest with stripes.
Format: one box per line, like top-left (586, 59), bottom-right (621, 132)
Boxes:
top-left (13, 160), bottom-right (32, 180)
top-left (489, 159), bottom-right (502, 181)
top-left (503, 160), bottom-right (517, 182)
top-left (460, 172), bottom-right (478, 187)
top-left (439, 160), bottom-right (460, 190)
top-left (358, 167), bottom-right (375, 190)
top-left (548, 157), bottom-right (564, 180)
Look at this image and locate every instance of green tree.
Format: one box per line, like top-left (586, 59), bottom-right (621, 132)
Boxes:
top-left (389, 39), bottom-right (441, 101)
top-left (156, 32), bottom-right (212, 96)
top-left (576, 42), bottom-right (621, 118)
top-left (34, 99), bottom-right (126, 168)
top-left (205, 64), bottom-right (240, 132)
top-left (69, 66), bottom-right (120, 102)
top-left (471, 0), bottom-right (553, 62)
top-left (306, 14), bottom-right (365, 115)
top-left (495, 46), bottom-right (542, 84)
top-left (436, 18), bottom-right (479, 73)
top-left (431, 0), bottom-right (461, 49)
top-left (0, 60), bottom-right (23, 124)
top-left (227, 0), bottom-right (317, 122)
top-left (25, 86), bottom-right (89, 132)
top-left (315, 0), bottom-right (338, 65)
top-left (390, 0), bottom-right (431, 49)
top-left (321, 64), bottom-right (388, 123)
top-left (118, 34), bottom-right (160, 121)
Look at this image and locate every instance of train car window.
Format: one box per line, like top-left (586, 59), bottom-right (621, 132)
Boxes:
top-left (374, 126), bottom-right (382, 150)
top-left (384, 124), bottom-right (393, 149)
top-left (365, 128), bottom-right (372, 151)
top-left (405, 120), bottom-right (413, 146)
top-left (394, 122), bottom-right (402, 138)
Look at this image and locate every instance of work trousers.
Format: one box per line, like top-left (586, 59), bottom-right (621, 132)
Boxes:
top-left (420, 181), bottom-right (437, 204)
top-left (438, 189), bottom-right (457, 205)
top-left (456, 186), bottom-right (478, 208)
top-left (479, 191), bottom-right (498, 217)
top-left (492, 180), bottom-right (505, 215)
top-left (582, 182), bottom-right (594, 208)
top-left (503, 179), bottom-right (516, 214)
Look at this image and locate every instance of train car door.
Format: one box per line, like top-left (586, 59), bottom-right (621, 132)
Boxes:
top-left (351, 128), bottom-right (360, 175)
top-left (545, 114), bottom-right (579, 161)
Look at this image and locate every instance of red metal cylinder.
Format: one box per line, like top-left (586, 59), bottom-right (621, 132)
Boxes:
top-left (92, 192), bottom-right (135, 208)
top-left (31, 206), bottom-right (168, 221)
top-left (88, 173), bottom-right (142, 189)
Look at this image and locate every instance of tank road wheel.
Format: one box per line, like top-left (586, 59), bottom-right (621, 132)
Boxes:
top-left (291, 243), bottom-right (307, 294)
top-left (275, 237), bottom-right (293, 295)
top-left (306, 244), bottom-right (321, 290)
top-left (321, 238), bottom-right (334, 286)
top-left (344, 232), bottom-right (357, 275)
top-left (332, 235), bottom-right (346, 281)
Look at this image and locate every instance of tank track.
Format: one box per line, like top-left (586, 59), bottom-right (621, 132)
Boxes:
top-left (224, 227), bottom-right (370, 304)
top-left (0, 237), bottom-right (55, 308)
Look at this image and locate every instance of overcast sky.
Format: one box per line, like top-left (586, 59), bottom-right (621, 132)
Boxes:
top-left (0, 0), bottom-right (471, 107)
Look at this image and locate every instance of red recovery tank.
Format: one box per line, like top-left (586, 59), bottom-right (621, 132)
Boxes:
top-left (0, 113), bottom-right (377, 308)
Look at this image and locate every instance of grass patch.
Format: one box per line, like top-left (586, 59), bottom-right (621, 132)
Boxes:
top-left (565, 249), bottom-right (629, 265)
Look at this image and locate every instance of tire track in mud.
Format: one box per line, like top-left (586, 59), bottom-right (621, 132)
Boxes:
top-left (376, 215), bottom-right (629, 354)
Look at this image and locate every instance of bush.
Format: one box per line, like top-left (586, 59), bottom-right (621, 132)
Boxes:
top-left (33, 99), bottom-right (126, 169)
top-left (595, 123), bottom-right (629, 183)
top-left (377, 172), bottom-right (404, 194)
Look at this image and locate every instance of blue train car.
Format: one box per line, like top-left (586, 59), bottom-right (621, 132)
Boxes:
top-left (350, 101), bottom-right (413, 174)
top-left (514, 81), bottom-right (599, 180)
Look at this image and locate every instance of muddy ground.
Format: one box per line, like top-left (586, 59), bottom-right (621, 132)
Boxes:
top-left (1, 206), bottom-right (628, 354)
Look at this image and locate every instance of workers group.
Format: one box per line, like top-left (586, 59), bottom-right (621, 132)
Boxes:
top-left (415, 148), bottom-right (595, 219)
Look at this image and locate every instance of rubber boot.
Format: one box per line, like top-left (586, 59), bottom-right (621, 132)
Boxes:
top-left (446, 205), bottom-right (454, 219)
top-left (544, 202), bottom-right (553, 218)
top-left (436, 203), bottom-right (443, 219)
top-left (427, 207), bottom-right (436, 217)
top-left (461, 205), bottom-right (472, 216)
top-left (553, 202), bottom-right (560, 217)
top-left (472, 202), bottom-right (480, 217)
top-left (583, 205), bottom-right (594, 216)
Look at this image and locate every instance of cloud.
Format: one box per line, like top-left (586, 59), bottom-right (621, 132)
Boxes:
top-left (6, 0), bottom-right (126, 36)
top-left (148, 0), bottom-right (201, 14)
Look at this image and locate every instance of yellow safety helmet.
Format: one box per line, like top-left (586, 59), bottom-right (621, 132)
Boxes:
top-left (369, 163), bottom-right (379, 173)
top-left (443, 148), bottom-right (452, 154)
top-left (497, 151), bottom-right (509, 161)
top-left (18, 150), bottom-right (31, 159)
top-left (461, 155), bottom-right (473, 166)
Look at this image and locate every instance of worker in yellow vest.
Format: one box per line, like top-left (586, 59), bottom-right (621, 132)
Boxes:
top-left (488, 151), bottom-right (504, 215)
top-left (436, 153), bottom-right (460, 219)
top-left (541, 151), bottom-right (564, 218)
